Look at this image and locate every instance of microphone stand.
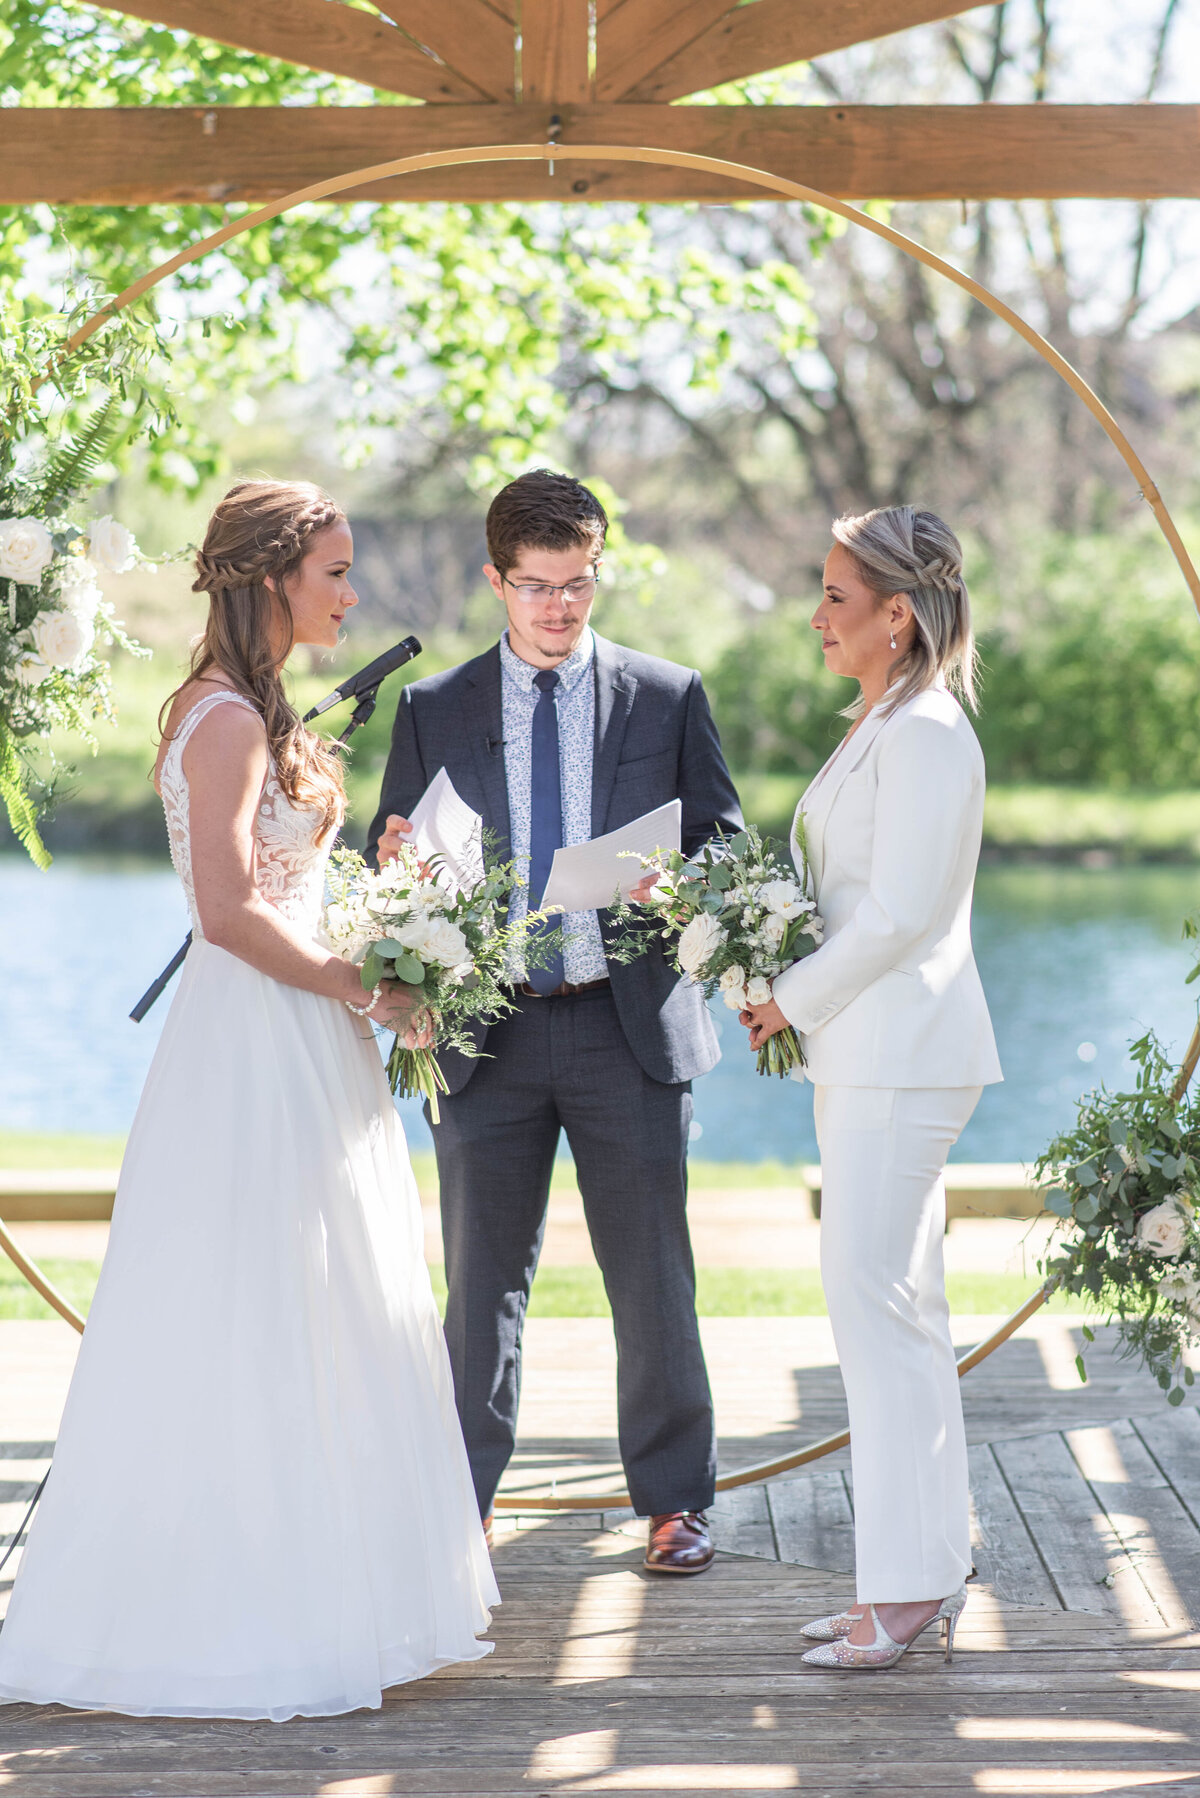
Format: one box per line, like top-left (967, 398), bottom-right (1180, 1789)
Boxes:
top-left (129, 670), bottom-right (399, 1024)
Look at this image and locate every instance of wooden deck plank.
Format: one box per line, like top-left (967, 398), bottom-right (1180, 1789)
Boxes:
top-left (707, 1482), bottom-right (777, 1560)
top-left (766, 1471), bottom-right (855, 1575)
top-left (1135, 1406), bottom-right (1200, 1533)
top-left (968, 1441), bottom-right (1062, 1610)
top-left (991, 1430), bottom-right (1158, 1623)
top-left (1065, 1420), bottom-right (1200, 1632)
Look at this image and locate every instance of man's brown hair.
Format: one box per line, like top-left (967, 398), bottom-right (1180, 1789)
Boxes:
top-left (485, 468), bottom-right (608, 578)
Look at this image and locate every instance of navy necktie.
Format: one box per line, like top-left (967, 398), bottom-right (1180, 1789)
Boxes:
top-left (527, 668), bottom-right (565, 995)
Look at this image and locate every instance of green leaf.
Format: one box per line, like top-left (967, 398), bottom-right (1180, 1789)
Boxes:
top-left (1074, 1193), bottom-right (1101, 1224)
top-left (1168, 1387), bottom-right (1186, 1406)
top-left (391, 951), bottom-right (426, 984)
top-left (1045, 1190), bottom-right (1073, 1219)
top-left (727, 832), bottom-right (749, 858)
top-left (708, 862), bottom-right (733, 890)
top-left (360, 950), bottom-right (385, 992)
top-left (1082, 1324), bottom-right (1095, 1342)
top-left (375, 937), bottom-right (413, 958)
top-left (1075, 1354), bottom-right (1088, 1385)
top-left (1186, 1366), bottom-right (1196, 1387)
top-left (1073, 1161), bottom-right (1100, 1187)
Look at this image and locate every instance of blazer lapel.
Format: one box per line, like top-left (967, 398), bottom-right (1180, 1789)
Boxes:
top-left (590, 633), bottom-right (638, 837)
top-left (463, 646), bottom-right (512, 858)
top-left (797, 703), bottom-right (891, 893)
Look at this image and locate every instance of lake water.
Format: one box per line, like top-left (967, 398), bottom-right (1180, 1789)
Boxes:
top-left (1, 856), bottom-right (1197, 1165)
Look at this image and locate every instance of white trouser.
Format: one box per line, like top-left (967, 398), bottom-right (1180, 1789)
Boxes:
top-left (814, 1083), bottom-right (982, 1604)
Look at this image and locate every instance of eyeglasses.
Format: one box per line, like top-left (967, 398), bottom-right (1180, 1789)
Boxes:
top-left (502, 572), bottom-right (598, 606)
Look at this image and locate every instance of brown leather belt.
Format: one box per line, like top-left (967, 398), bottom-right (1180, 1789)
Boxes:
top-left (509, 976), bottom-right (611, 999)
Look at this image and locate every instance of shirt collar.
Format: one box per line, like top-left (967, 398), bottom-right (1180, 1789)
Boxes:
top-left (500, 626), bottom-right (595, 697)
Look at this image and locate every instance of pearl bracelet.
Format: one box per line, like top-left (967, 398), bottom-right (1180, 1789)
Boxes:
top-left (345, 983), bottom-right (382, 1018)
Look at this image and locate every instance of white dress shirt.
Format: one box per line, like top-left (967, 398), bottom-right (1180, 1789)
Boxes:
top-left (499, 627), bottom-right (609, 983)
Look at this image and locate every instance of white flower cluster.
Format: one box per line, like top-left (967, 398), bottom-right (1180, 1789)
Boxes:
top-left (1, 513), bottom-right (143, 726)
top-left (324, 853), bottom-right (473, 984)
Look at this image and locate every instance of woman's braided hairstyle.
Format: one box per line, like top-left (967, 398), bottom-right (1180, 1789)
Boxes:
top-left (831, 504), bottom-right (978, 719)
top-left (161, 479), bottom-right (348, 837)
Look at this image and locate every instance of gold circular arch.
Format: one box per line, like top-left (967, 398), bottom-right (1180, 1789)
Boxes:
top-left (8, 140), bottom-right (1200, 1513)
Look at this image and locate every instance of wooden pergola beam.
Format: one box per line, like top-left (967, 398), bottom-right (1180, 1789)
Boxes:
top-left (521, 0), bottom-right (590, 103)
top-left (623, 1), bottom-right (980, 103)
top-left (104, 0), bottom-right (483, 103)
top-left (368, 1), bottom-right (516, 100)
top-left (2, 105), bottom-right (1197, 205)
top-left (594, 0), bottom-right (732, 103)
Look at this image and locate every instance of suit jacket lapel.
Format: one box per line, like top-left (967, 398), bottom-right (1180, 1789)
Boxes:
top-left (798, 703), bottom-right (891, 893)
top-left (590, 633), bottom-right (638, 837)
top-left (464, 645), bottom-right (512, 858)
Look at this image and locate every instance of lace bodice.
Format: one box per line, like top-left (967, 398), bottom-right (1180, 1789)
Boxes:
top-left (160, 690), bottom-right (338, 938)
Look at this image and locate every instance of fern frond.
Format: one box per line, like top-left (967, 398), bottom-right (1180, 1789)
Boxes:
top-left (38, 396), bottom-right (124, 516)
top-left (0, 728), bottom-right (51, 869)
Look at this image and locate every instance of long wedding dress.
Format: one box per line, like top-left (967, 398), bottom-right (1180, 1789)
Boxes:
top-left (0, 690), bottom-right (498, 1720)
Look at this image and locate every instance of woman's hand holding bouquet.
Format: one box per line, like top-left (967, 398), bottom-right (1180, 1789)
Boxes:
top-left (324, 841), bottom-right (549, 1121)
top-left (615, 825), bottom-right (824, 1078)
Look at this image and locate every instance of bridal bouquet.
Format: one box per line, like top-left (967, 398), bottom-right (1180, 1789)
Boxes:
top-left (1036, 920), bottom-right (1200, 1406)
top-left (323, 842), bottom-right (542, 1122)
top-left (613, 824), bottom-right (824, 1078)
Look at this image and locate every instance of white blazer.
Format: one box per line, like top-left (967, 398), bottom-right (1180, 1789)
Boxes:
top-left (771, 679), bottom-right (1002, 1089)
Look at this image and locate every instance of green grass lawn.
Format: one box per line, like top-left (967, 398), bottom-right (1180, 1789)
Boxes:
top-left (0, 1255), bottom-right (1085, 1323)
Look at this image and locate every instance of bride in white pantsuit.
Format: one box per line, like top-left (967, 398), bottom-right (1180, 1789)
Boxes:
top-left (740, 505), bottom-right (1002, 1672)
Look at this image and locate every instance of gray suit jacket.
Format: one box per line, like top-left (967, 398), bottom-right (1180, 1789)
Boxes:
top-left (367, 633), bottom-right (743, 1091)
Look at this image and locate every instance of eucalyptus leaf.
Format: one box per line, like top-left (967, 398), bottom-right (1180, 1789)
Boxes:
top-left (1073, 1161), bottom-right (1100, 1187)
top-left (1074, 1193), bottom-right (1100, 1223)
top-left (391, 951), bottom-right (427, 984)
top-left (360, 951), bottom-right (385, 992)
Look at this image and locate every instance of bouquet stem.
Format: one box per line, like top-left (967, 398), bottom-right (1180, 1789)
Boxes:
top-left (386, 1041), bottom-right (451, 1124)
top-left (757, 1025), bottom-right (805, 1079)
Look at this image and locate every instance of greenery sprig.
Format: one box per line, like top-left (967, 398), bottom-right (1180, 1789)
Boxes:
top-left (1036, 917), bottom-right (1200, 1405)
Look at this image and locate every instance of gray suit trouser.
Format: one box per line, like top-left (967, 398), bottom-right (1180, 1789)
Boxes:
top-left (429, 987), bottom-right (717, 1519)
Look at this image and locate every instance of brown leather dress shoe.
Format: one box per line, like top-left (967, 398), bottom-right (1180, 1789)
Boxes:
top-left (644, 1510), bottom-right (714, 1574)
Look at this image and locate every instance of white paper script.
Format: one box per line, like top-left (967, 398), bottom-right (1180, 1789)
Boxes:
top-left (539, 800), bottom-right (682, 914)
top-left (407, 767), bottom-right (484, 891)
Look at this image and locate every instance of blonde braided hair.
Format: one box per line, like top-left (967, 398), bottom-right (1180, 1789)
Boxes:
top-left (831, 504), bottom-right (978, 720)
top-left (160, 479), bottom-right (347, 837)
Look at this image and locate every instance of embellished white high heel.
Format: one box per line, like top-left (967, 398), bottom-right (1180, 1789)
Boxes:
top-left (801, 1587), bottom-right (967, 1670)
top-left (800, 1605), bottom-right (862, 1642)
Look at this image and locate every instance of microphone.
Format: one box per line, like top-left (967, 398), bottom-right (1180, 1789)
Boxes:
top-left (304, 635), bottom-right (422, 719)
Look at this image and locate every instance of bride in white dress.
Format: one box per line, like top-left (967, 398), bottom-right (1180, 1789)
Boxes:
top-left (0, 479), bottom-right (498, 1720)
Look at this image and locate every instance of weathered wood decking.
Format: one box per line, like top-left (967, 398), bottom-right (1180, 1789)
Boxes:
top-left (3, 1312), bottom-right (1200, 1795)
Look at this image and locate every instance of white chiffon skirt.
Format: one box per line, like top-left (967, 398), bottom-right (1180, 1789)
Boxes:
top-left (0, 939), bottom-right (498, 1720)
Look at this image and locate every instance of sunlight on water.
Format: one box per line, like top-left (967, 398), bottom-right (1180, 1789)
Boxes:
top-left (1, 858), bottom-right (1197, 1163)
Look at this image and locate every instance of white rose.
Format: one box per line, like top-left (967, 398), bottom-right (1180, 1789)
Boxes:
top-left (761, 912), bottom-right (788, 950)
top-left (758, 878), bottom-right (804, 920)
top-left (56, 557), bottom-right (104, 622)
top-left (0, 517), bottom-right (55, 585)
top-left (802, 916), bottom-right (824, 943)
top-left (12, 652), bottom-right (49, 689)
top-left (88, 516), bottom-right (138, 574)
top-left (722, 985), bottom-right (748, 1012)
top-left (30, 607), bottom-right (94, 671)
top-left (718, 963), bottom-right (746, 993)
top-left (1135, 1200), bottom-right (1189, 1260)
top-left (746, 975), bottom-right (774, 1006)
top-left (677, 911), bottom-right (725, 977)
top-left (423, 918), bottom-right (470, 969)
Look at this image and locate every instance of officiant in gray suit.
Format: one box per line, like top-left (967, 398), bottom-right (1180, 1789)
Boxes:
top-left (368, 469), bottom-right (742, 1574)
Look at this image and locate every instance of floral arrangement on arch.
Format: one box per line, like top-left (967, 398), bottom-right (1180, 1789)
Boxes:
top-left (1, 294), bottom-right (172, 868)
top-left (1036, 918), bottom-right (1200, 1406)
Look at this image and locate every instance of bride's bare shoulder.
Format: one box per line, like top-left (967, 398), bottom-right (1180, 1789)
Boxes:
top-left (153, 676), bottom-right (260, 792)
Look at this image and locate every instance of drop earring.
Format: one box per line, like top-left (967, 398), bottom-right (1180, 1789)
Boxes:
top-left (889, 628), bottom-right (897, 649)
